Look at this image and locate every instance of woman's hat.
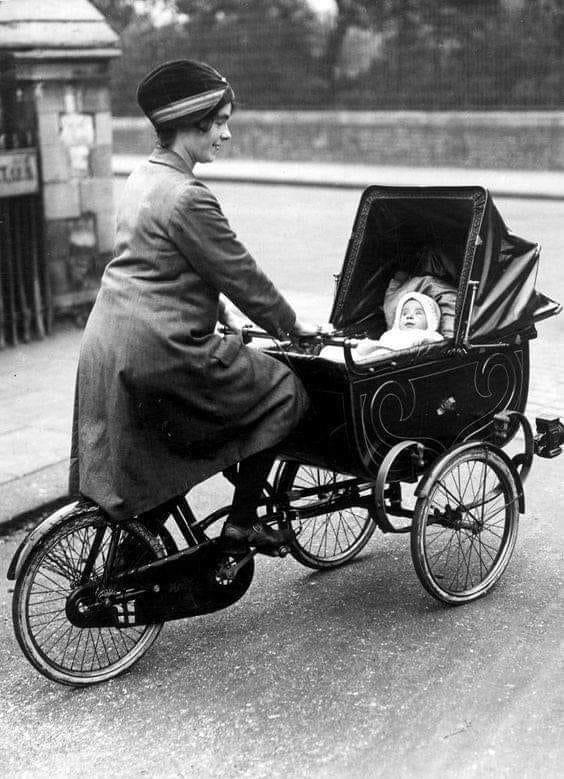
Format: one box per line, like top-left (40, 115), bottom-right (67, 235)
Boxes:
top-left (137, 59), bottom-right (232, 127)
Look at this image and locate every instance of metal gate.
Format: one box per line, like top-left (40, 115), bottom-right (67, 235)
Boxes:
top-left (0, 80), bottom-right (50, 347)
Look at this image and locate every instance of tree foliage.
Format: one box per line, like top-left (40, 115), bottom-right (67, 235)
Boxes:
top-left (101, 0), bottom-right (563, 113)
top-left (90, 0), bottom-right (137, 32)
top-left (175, 0), bottom-right (324, 107)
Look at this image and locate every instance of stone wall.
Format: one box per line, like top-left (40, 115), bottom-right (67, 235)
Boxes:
top-left (0, 0), bottom-right (120, 315)
top-left (113, 111), bottom-right (564, 171)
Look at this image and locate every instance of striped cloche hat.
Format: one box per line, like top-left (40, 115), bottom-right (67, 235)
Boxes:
top-left (136, 59), bottom-right (233, 127)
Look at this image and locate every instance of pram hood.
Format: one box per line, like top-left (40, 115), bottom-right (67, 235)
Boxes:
top-left (330, 186), bottom-right (560, 344)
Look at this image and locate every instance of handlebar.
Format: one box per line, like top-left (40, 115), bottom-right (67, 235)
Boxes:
top-left (219, 324), bottom-right (359, 350)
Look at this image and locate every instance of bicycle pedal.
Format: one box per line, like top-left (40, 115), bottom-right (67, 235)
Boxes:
top-left (256, 544), bottom-right (290, 558)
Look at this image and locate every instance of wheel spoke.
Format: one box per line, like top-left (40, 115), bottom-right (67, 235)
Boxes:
top-left (42, 620), bottom-right (76, 655)
top-left (26, 606), bottom-right (66, 618)
top-left (458, 533), bottom-right (475, 590)
top-left (33, 566), bottom-right (71, 593)
top-left (60, 627), bottom-right (81, 668)
top-left (69, 627), bottom-right (85, 670)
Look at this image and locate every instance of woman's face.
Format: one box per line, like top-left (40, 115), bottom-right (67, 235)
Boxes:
top-left (175, 103), bottom-right (232, 164)
top-left (399, 299), bottom-right (428, 330)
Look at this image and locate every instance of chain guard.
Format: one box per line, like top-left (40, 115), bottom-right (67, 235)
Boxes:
top-left (65, 542), bottom-right (255, 627)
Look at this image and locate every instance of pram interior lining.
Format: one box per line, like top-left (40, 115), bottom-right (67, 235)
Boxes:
top-left (330, 193), bottom-right (476, 339)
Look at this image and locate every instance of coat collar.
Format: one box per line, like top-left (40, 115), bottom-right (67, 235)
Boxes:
top-left (149, 147), bottom-right (194, 176)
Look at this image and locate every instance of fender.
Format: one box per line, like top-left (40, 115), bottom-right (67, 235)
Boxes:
top-left (414, 441), bottom-right (525, 513)
top-left (7, 500), bottom-right (101, 580)
top-left (373, 439), bottom-right (420, 533)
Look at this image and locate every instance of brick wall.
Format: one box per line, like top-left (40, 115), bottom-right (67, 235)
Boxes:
top-left (113, 111), bottom-right (564, 171)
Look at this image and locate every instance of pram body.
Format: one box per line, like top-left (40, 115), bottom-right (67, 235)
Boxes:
top-left (270, 186), bottom-right (559, 483)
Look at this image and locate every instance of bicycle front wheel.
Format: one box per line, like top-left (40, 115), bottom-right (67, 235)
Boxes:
top-left (275, 462), bottom-right (377, 569)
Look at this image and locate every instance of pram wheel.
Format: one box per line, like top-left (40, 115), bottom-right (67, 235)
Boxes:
top-left (411, 445), bottom-right (519, 605)
top-left (274, 463), bottom-right (376, 569)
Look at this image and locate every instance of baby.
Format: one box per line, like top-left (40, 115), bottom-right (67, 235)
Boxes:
top-left (322, 291), bottom-right (444, 364)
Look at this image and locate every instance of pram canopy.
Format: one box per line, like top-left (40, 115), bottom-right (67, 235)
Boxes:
top-left (329, 186), bottom-right (560, 343)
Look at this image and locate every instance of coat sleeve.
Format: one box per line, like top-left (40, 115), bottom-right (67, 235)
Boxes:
top-left (169, 182), bottom-right (296, 338)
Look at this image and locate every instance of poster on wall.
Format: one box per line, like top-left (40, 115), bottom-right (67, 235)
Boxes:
top-left (0, 149), bottom-right (39, 197)
top-left (60, 112), bottom-right (95, 175)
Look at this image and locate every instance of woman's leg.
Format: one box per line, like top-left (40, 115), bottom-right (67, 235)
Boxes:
top-left (228, 448), bottom-right (276, 526)
top-left (222, 448), bottom-right (291, 550)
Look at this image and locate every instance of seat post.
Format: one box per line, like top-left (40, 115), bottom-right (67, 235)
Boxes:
top-left (170, 497), bottom-right (206, 545)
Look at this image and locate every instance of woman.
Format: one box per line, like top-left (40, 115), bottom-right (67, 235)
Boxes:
top-left (70, 59), bottom-right (316, 551)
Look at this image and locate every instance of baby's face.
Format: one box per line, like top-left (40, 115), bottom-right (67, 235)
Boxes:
top-left (399, 299), bottom-right (427, 330)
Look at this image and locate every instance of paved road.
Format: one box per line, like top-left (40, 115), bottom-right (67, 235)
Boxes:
top-left (1, 457), bottom-right (561, 777)
top-left (0, 183), bottom-right (562, 777)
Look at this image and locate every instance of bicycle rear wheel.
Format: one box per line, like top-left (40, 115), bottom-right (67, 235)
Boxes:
top-left (12, 507), bottom-right (164, 686)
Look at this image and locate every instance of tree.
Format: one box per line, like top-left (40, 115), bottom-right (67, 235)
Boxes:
top-left (90, 0), bottom-right (137, 32)
top-left (91, 0), bottom-right (180, 32)
top-left (103, 0), bottom-right (563, 112)
top-left (318, 0), bottom-right (369, 100)
top-left (318, 0), bottom-right (564, 109)
top-left (170, 0), bottom-right (324, 107)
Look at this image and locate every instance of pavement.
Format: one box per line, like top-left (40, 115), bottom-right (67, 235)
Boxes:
top-left (0, 158), bottom-right (562, 528)
top-left (114, 155), bottom-right (564, 200)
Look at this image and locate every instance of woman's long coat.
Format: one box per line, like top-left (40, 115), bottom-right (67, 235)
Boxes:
top-left (70, 148), bottom-right (309, 520)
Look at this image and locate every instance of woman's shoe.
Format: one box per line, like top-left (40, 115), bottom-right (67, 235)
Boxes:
top-left (221, 520), bottom-right (292, 552)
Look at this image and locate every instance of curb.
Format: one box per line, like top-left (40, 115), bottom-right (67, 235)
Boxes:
top-left (0, 460), bottom-right (70, 529)
top-left (113, 156), bottom-right (564, 201)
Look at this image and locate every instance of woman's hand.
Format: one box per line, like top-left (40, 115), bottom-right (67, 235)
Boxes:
top-left (218, 296), bottom-right (245, 333)
top-left (292, 319), bottom-right (333, 337)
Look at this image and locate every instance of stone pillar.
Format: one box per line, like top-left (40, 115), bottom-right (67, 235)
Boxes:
top-left (12, 54), bottom-right (119, 312)
top-left (0, 0), bottom-right (121, 316)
